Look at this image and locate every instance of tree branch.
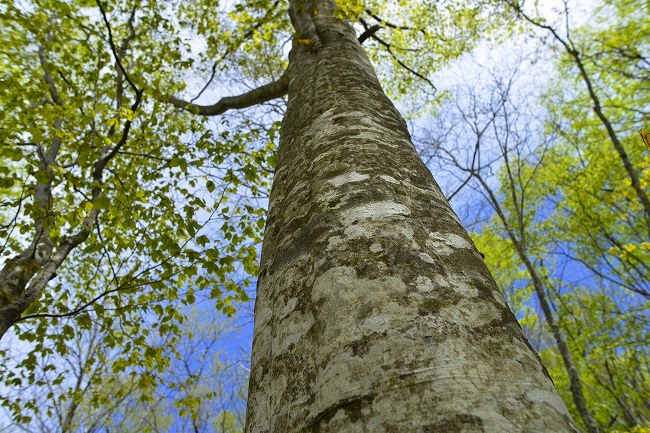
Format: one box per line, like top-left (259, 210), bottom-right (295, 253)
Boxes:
top-left (165, 71), bottom-right (289, 116)
top-left (358, 24), bottom-right (381, 44)
top-left (0, 64), bottom-right (144, 340)
top-left (504, 0), bottom-right (650, 222)
top-left (369, 33), bottom-right (436, 90)
top-left (38, 46), bottom-right (63, 106)
top-left (364, 9), bottom-right (422, 33)
top-left (289, 0), bottom-right (322, 49)
top-left (96, 0), bottom-right (140, 93)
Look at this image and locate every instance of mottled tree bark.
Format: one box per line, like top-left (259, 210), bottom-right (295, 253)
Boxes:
top-left (244, 1), bottom-right (577, 431)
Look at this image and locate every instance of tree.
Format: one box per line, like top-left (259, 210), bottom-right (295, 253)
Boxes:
top-left (502, 0), bottom-right (650, 287)
top-left (541, 290), bottom-right (650, 431)
top-left (0, 0), bottom-right (266, 341)
top-left (0, 1), bottom-right (276, 411)
top-left (526, 0), bottom-right (650, 301)
top-left (1, 0), bottom-right (579, 430)
top-left (1, 0), bottom-right (269, 421)
top-left (238, 0), bottom-right (575, 430)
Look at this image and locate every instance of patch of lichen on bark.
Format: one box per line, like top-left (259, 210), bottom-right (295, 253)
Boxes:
top-left (418, 294), bottom-right (457, 316)
top-left (310, 393), bottom-right (376, 432)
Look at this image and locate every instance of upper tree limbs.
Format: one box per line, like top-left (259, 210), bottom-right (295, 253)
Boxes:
top-left (159, 0), bottom-right (290, 114)
top-left (20, 1), bottom-right (146, 323)
top-left (15, 1), bottom-right (288, 327)
top-left (164, 0), bottom-right (432, 115)
top-left (359, 17), bottom-right (435, 89)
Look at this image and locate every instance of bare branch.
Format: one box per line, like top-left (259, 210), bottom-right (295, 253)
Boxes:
top-left (364, 9), bottom-right (422, 33)
top-left (447, 174), bottom-right (474, 201)
top-left (96, 0), bottom-right (140, 93)
top-left (368, 33), bottom-right (436, 90)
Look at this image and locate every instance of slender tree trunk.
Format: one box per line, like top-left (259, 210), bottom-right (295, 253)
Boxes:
top-left (518, 251), bottom-right (600, 433)
top-left (245, 1), bottom-right (577, 431)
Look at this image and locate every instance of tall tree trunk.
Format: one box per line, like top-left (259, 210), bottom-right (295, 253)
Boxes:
top-left (245, 1), bottom-right (577, 431)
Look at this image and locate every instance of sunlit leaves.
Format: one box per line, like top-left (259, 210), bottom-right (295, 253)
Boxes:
top-left (0, 0), bottom-right (275, 427)
top-left (529, 0), bottom-right (650, 299)
top-left (539, 290), bottom-right (649, 432)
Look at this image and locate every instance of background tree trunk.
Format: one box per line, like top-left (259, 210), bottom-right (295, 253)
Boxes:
top-left (245, 1), bottom-right (578, 431)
